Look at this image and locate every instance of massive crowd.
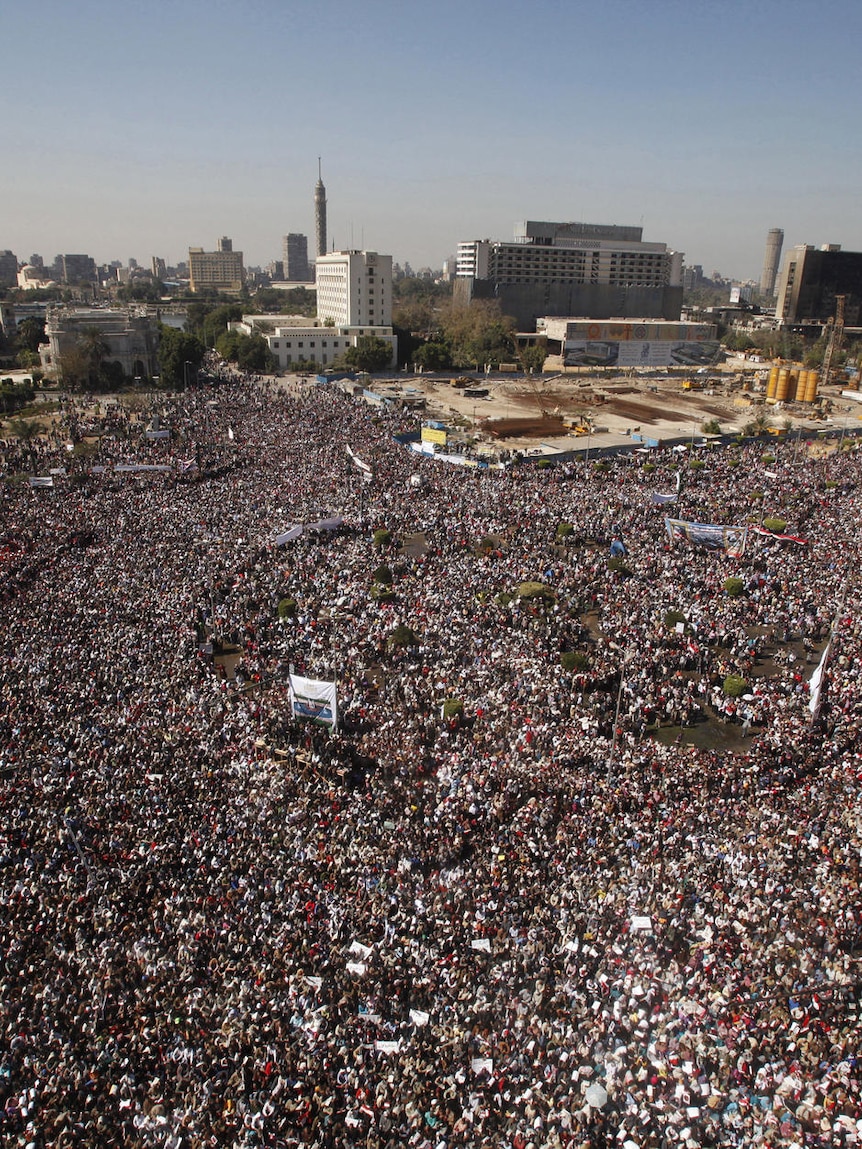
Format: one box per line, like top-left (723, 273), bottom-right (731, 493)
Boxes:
top-left (0, 373), bottom-right (860, 1148)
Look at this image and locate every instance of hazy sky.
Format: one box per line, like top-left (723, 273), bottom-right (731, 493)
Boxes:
top-left (5, 0), bottom-right (862, 280)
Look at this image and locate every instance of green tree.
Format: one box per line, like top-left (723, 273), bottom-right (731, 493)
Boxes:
top-left (439, 300), bottom-right (515, 370)
top-left (215, 330), bottom-right (275, 372)
top-left (518, 339), bottom-right (548, 374)
top-left (158, 325), bottom-right (205, 388)
top-left (116, 278), bottom-right (163, 303)
top-left (56, 346), bottom-right (91, 390)
top-left (340, 335), bottom-right (392, 373)
top-left (16, 317), bottom-right (47, 355)
top-left (8, 418), bottom-right (42, 451)
top-left (413, 341), bottom-right (452, 371)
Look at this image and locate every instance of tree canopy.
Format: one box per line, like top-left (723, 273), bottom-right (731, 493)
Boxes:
top-left (215, 329), bottom-right (275, 373)
top-left (438, 300), bottom-right (515, 371)
top-left (16, 317), bottom-right (47, 355)
top-left (158, 325), bottom-right (205, 388)
top-left (338, 335), bottom-right (392, 373)
top-left (251, 287), bottom-right (316, 317)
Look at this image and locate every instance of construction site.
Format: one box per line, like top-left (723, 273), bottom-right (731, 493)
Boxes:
top-left (367, 298), bottom-right (861, 456)
top-left (370, 361), bottom-right (858, 458)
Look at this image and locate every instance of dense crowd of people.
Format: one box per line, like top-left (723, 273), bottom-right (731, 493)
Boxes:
top-left (0, 372), bottom-right (860, 1148)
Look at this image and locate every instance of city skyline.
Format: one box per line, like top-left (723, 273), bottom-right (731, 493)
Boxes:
top-left (5, 0), bottom-right (862, 280)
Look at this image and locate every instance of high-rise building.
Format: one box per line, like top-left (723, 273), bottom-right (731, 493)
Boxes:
top-left (775, 243), bottom-right (862, 326)
top-left (760, 228), bottom-right (784, 297)
top-left (315, 250), bottom-right (392, 327)
top-left (283, 233), bottom-right (311, 282)
top-left (455, 221), bottom-right (683, 328)
top-left (314, 162), bottom-right (327, 261)
top-left (0, 250), bottom-right (18, 287)
top-left (188, 240), bottom-right (245, 293)
top-left (58, 254), bottom-right (97, 284)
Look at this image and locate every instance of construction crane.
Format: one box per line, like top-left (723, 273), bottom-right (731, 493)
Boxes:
top-left (819, 294), bottom-right (846, 389)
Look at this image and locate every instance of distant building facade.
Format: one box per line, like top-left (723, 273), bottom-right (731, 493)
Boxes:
top-left (57, 254), bottom-right (97, 284)
top-left (760, 228), bottom-right (784, 297)
top-left (283, 233), bottom-right (312, 282)
top-left (315, 251), bottom-right (392, 328)
top-left (455, 221), bottom-right (683, 329)
top-left (0, 250), bottom-right (18, 287)
top-left (776, 244), bottom-right (862, 326)
top-left (0, 301), bottom-right (15, 338)
top-left (188, 240), bottom-right (245, 293)
top-left (232, 314), bottom-right (397, 370)
top-left (40, 308), bottom-right (160, 379)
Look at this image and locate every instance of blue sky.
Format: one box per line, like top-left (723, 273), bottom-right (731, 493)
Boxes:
top-left (5, 0), bottom-right (862, 280)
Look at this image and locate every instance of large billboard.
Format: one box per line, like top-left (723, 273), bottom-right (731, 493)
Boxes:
top-left (562, 321), bottom-right (721, 368)
top-left (564, 322), bottom-right (716, 341)
top-left (563, 340), bottom-right (722, 368)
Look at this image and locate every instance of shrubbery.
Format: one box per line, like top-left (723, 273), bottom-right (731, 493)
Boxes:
top-left (723, 674), bottom-right (747, 698)
top-left (388, 623), bottom-right (418, 649)
top-left (723, 577), bottom-right (744, 598)
top-left (517, 581), bottom-right (555, 604)
top-left (277, 597), bottom-right (297, 619)
top-left (664, 609), bottom-right (686, 630)
top-left (441, 699), bottom-right (464, 720)
top-left (762, 517), bottom-right (787, 533)
top-left (560, 650), bottom-right (589, 672)
top-left (372, 528), bottom-right (392, 548)
top-left (608, 557), bottom-right (631, 576)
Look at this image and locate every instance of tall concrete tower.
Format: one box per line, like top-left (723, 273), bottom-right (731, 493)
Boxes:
top-left (760, 228), bottom-right (784, 297)
top-left (314, 159), bottom-right (327, 262)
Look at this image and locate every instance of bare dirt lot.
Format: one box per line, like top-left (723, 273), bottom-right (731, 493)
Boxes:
top-left (389, 365), bottom-right (851, 454)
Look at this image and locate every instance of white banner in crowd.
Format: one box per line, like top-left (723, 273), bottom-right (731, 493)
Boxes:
top-left (274, 516), bottom-right (344, 545)
top-left (288, 672), bottom-right (339, 730)
top-left (346, 444), bottom-right (372, 475)
top-left (115, 464), bottom-right (174, 473)
top-left (29, 476), bottom-right (54, 488)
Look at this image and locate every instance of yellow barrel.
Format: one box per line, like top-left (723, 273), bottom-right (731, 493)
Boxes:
top-left (788, 368), bottom-right (800, 402)
top-left (767, 366), bottom-right (779, 398)
top-left (776, 368), bottom-right (790, 402)
top-left (798, 369), bottom-right (812, 402)
top-left (806, 370), bottom-right (819, 403)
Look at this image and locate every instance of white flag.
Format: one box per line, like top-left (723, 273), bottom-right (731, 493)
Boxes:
top-left (808, 640), bottom-right (831, 716)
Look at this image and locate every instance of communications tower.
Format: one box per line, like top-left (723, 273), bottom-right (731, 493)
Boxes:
top-left (314, 160), bottom-right (327, 262)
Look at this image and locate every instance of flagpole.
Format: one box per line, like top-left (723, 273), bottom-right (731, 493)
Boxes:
top-left (809, 571), bottom-right (850, 727)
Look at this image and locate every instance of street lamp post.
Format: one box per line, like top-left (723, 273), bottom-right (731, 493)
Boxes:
top-left (606, 652), bottom-right (630, 785)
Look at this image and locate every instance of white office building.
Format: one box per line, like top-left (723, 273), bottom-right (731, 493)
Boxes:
top-left (315, 251), bottom-right (392, 328)
top-left (232, 315), bottom-right (397, 371)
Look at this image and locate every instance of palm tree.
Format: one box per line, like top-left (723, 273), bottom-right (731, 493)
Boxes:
top-left (77, 326), bottom-right (110, 388)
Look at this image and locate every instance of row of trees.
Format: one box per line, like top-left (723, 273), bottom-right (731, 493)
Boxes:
top-left (722, 325), bottom-right (861, 369)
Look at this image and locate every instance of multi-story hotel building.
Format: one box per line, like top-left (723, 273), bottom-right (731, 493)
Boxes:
top-left (455, 220), bottom-right (683, 328)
